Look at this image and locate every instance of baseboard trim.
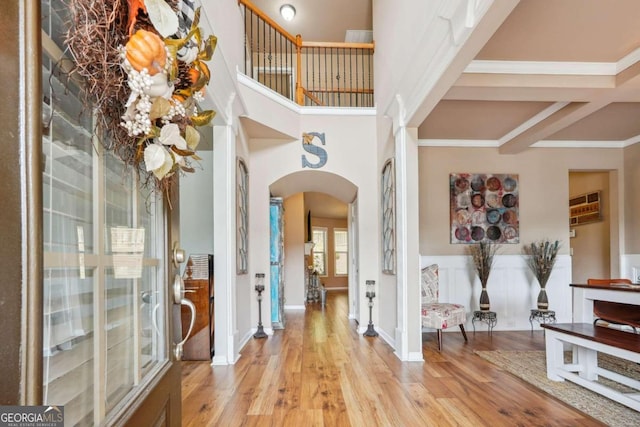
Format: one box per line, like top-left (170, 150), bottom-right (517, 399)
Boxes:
top-left (211, 355), bottom-right (228, 366)
top-left (378, 328), bottom-right (395, 349)
top-left (405, 351), bottom-right (424, 362)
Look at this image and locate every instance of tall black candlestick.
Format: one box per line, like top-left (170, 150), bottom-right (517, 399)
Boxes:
top-left (253, 273), bottom-right (268, 339)
top-left (363, 280), bottom-right (378, 337)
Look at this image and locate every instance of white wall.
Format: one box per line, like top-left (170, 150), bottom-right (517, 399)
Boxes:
top-left (248, 112), bottom-right (380, 332)
top-left (418, 146), bottom-right (626, 330)
top-left (179, 149), bottom-right (214, 257)
top-left (421, 254), bottom-right (573, 331)
top-left (419, 146), bottom-right (624, 257)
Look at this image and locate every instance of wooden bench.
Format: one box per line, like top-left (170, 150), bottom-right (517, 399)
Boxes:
top-left (541, 323), bottom-right (640, 411)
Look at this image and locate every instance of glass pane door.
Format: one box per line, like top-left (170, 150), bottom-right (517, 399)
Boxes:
top-left (42, 1), bottom-right (169, 424)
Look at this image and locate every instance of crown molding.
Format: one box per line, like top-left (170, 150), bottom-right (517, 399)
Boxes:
top-left (417, 138), bottom-right (633, 149)
top-left (465, 60), bottom-right (617, 75)
top-left (465, 47), bottom-right (640, 76)
top-left (417, 139), bottom-right (499, 147)
top-left (532, 140), bottom-right (626, 148)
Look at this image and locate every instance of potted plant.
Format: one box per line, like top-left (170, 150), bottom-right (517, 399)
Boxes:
top-left (469, 242), bottom-right (499, 311)
top-left (523, 239), bottom-right (561, 310)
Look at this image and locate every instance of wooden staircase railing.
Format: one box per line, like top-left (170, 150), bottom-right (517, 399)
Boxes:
top-left (239, 0), bottom-right (374, 107)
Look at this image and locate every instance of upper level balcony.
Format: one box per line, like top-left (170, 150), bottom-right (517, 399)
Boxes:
top-left (239, 0), bottom-right (374, 108)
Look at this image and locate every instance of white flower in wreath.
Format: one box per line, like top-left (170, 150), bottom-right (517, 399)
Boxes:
top-left (144, 122), bottom-right (189, 179)
top-left (145, 0), bottom-right (180, 38)
top-left (158, 123), bottom-right (187, 150)
top-left (144, 143), bottom-right (173, 179)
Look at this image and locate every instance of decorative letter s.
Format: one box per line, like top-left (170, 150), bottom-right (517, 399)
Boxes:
top-left (301, 132), bottom-right (327, 169)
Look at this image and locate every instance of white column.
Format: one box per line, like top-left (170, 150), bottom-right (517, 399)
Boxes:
top-left (212, 125), bottom-right (239, 365)
top-left (394, 124), bottom-right (422, 362)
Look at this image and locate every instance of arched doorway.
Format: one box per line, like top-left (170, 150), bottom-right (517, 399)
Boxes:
top-left (269, 171), bottom-right (360, 322)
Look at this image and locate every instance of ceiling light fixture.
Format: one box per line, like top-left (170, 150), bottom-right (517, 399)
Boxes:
top-left (280, 4), bottom-right (296, 21)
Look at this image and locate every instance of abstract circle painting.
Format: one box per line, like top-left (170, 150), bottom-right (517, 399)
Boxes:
top-left (450, 173), bottom-right (519, 244)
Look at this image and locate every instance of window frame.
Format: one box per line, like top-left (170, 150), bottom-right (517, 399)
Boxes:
top-left (381, 158), bottom-right (396, 274)
top-left (236, 158), bottom-right (249, 274)
top-left (333, 228), bottom-right (348, 277)
top-left (312, 226), bottom-right (328, 277)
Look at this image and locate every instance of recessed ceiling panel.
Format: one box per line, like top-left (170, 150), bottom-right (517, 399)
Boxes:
top-left (477, 0), bottom-right (640, 62)
top-left (547, 102), bottom-right (640, 140)
top-left (418, 100), bottom-right (552, 140)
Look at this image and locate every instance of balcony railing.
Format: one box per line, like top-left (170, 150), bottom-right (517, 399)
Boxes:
top-left (239, 0), bottom-right (374, 107)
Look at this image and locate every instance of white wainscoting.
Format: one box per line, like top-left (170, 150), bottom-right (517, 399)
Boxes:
top-left (420, 254), bottom-right (573, 332)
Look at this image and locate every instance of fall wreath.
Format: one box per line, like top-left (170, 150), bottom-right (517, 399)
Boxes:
top-left (65, 0), bottom-right (216, 199)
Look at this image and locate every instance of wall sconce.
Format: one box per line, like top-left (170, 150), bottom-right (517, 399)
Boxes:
top-left (280, 4), bottom-right (296, 21)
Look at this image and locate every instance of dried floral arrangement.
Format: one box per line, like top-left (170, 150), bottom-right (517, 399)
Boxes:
top-left (468, 241), bottom-right (499, 287)
top-left (65, 0), bottom-right (216, 199)
top-left (523, 239), bottom-right (561, 288)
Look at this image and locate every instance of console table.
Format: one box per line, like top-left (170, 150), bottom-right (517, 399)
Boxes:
top-left (472, 310), bottom-right (497, 335)
top-left (571, 283), bottom-right (640, 323)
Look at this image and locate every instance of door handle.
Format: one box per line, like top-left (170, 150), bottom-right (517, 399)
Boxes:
top-left (172, 273), bottom-right (196, 360)
top-left (174, 297), bottom-right (196, 360)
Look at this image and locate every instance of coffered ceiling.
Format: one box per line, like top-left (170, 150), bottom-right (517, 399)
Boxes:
top-left (419, 0), bottom-right (640, 153)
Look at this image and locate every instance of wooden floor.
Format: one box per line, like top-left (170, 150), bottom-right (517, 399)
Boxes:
top-left (181, 291), bottom-right (605, 426)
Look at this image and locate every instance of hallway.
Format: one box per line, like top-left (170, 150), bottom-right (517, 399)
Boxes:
top-left (180, 291), bottom-right (602, 426)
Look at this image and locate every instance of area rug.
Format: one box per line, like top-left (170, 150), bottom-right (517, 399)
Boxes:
top-left (474, 350), bottom-right (640, 426)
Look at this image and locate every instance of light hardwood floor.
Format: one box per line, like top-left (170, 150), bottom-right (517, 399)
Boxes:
top-left (181, 291), bottom-right (604, 426)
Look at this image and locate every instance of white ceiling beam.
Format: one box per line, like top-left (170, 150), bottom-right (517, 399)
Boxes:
top-left (498, 101), bottom-right (597, 154)
top-left (496, 56), bottom-right (640, 153)
top-left (446, 73), bottom-right (616, 102)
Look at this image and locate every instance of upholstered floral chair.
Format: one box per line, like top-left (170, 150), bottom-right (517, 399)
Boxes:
top-left (421, 264), bottom-right (468, 351)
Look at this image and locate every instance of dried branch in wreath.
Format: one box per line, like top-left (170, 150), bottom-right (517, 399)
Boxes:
top-left (63, 0), bottom-right (216, 201)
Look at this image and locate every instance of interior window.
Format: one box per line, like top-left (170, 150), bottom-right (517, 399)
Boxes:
top-left (334, 228), bottom-right (348, 276)
top-left (312, 227), bottom-right (327, 276)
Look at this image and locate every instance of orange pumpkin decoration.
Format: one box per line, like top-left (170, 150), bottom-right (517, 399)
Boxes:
top-left (126, 30), bottom-right (167, 75)
top-left (187, 68), bottom-right (200, 85)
